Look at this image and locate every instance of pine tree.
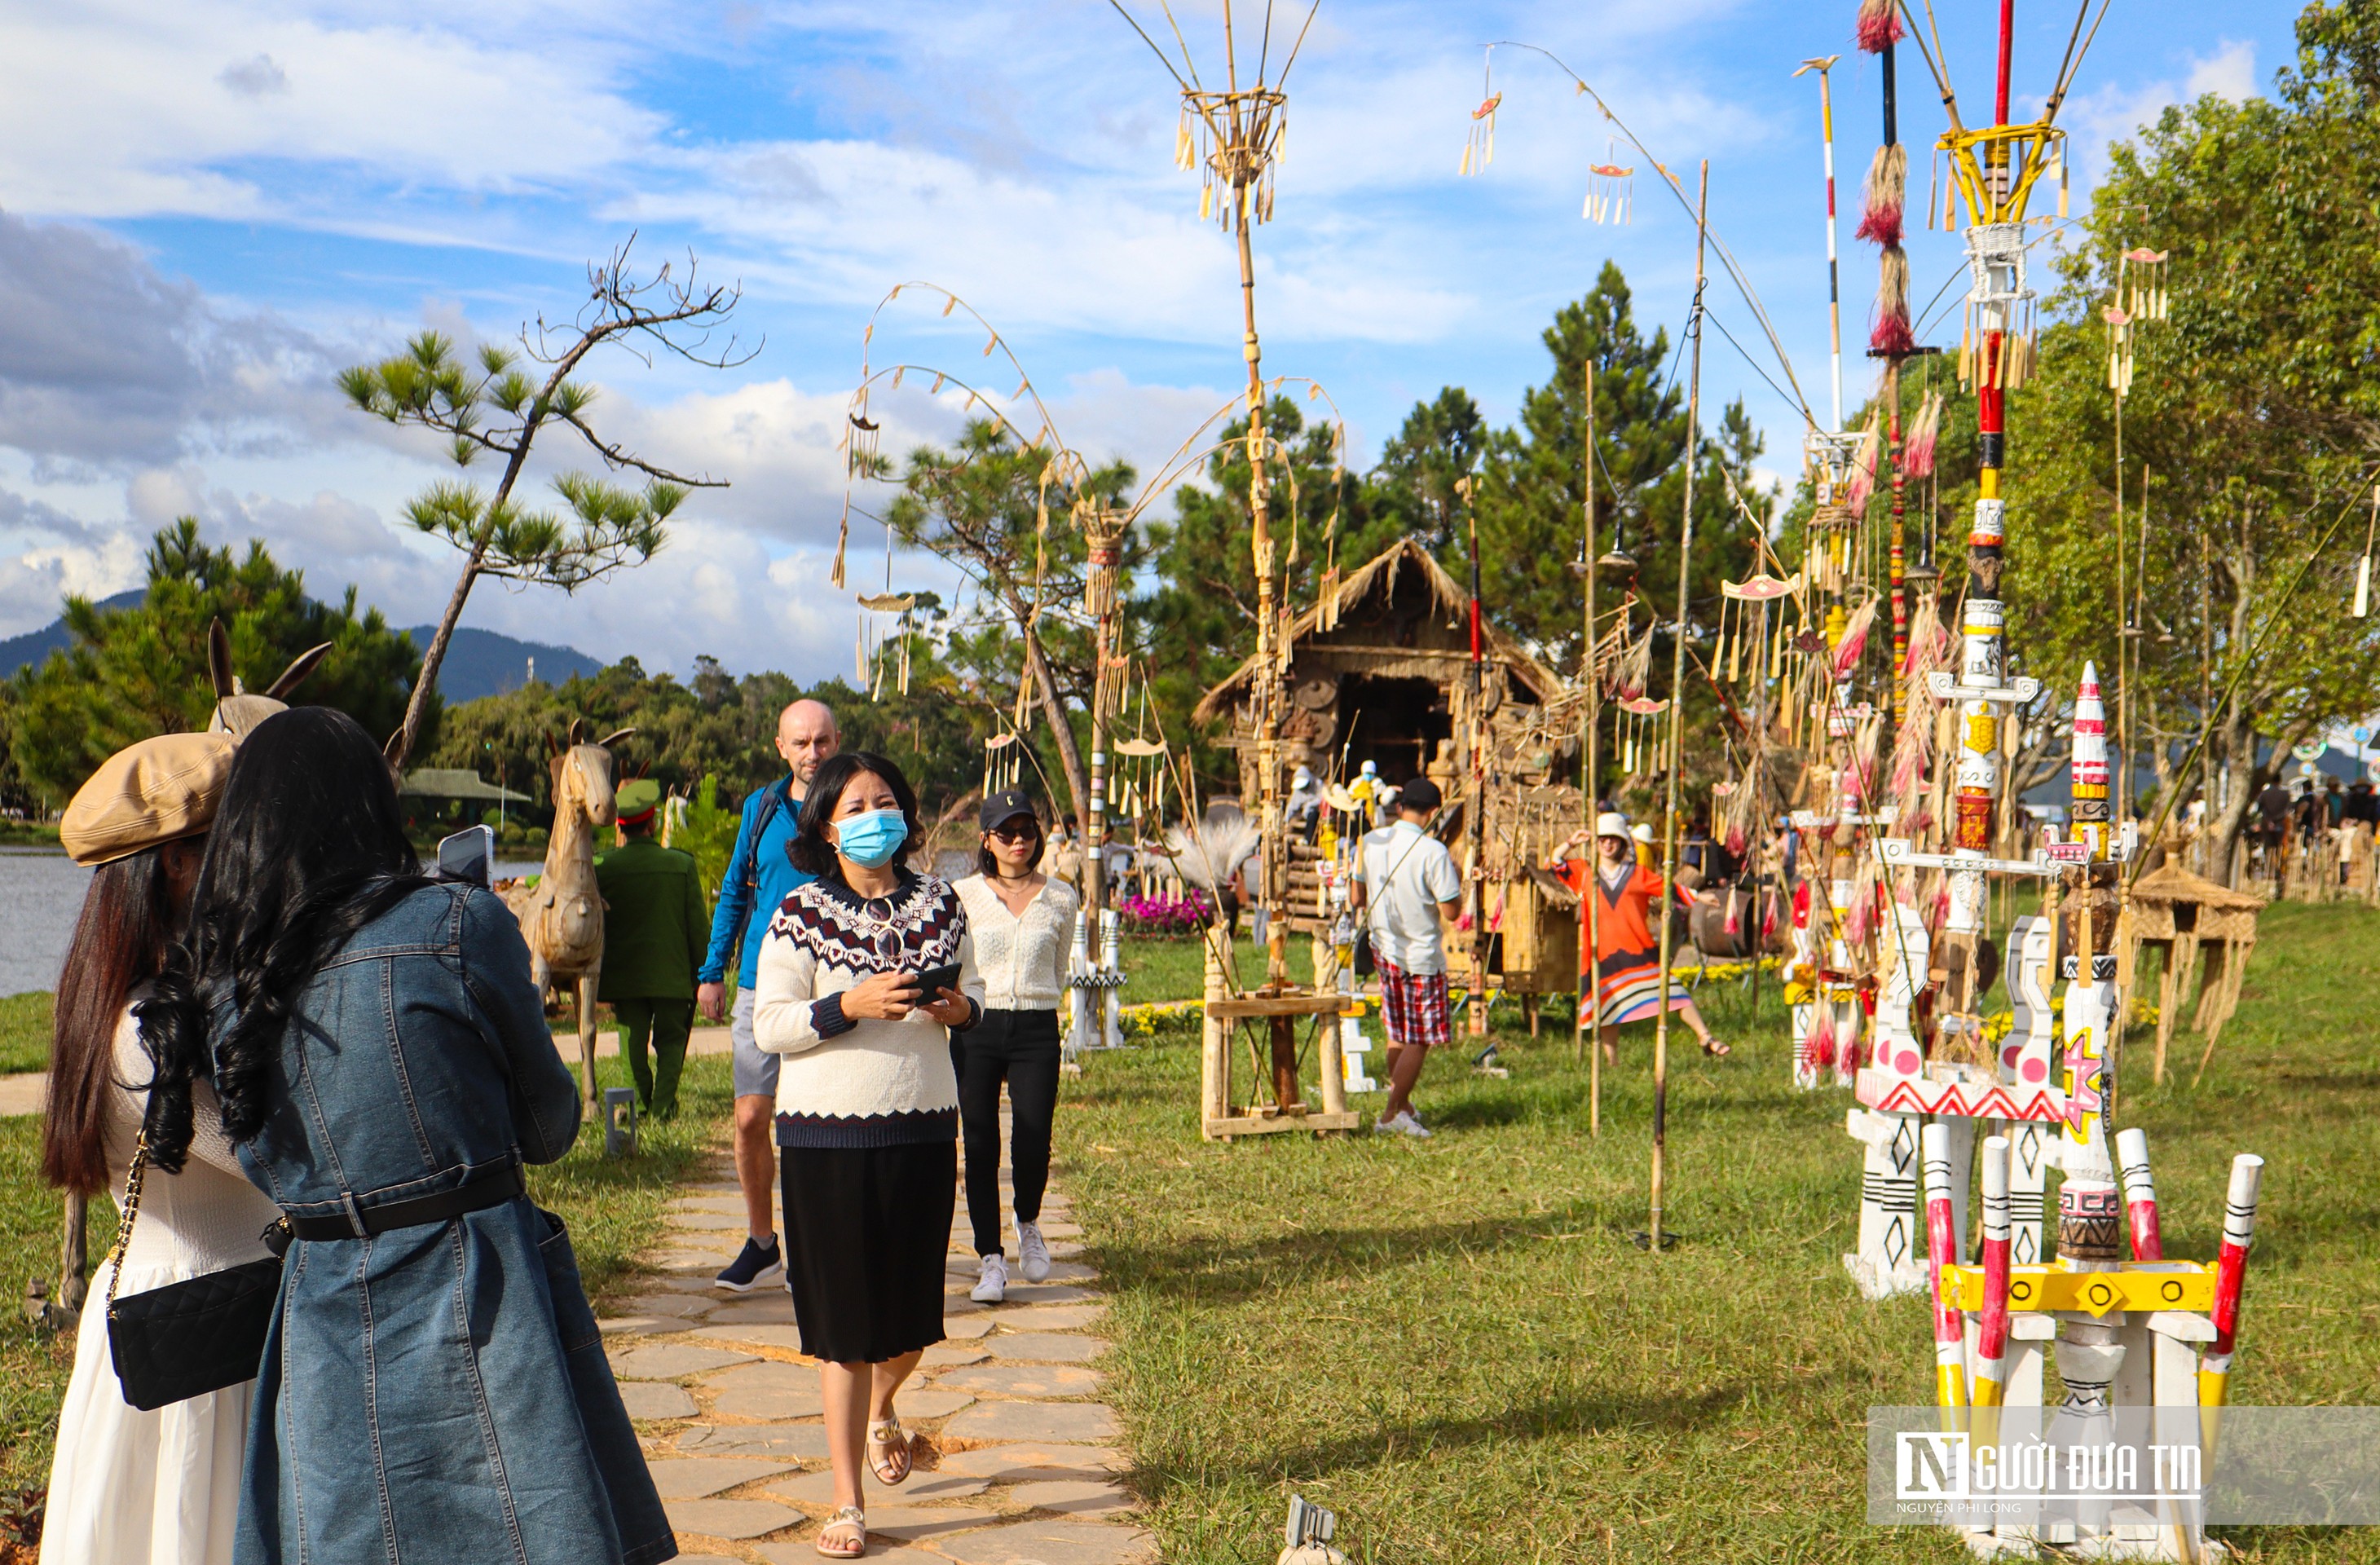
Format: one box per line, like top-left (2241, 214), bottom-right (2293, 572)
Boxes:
top-left (5, 519), bottom-right (428, 800)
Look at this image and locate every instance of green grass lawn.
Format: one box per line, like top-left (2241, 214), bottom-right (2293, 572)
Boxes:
top-left (1057, 900), bottom-right (2380, 1563)
top-left (1119, 931), bottom-right (1263, 1006)
top-left (0, 994), bottom-right (52, 1078)
top-left (0, 1051), bottom-right (735, 1492)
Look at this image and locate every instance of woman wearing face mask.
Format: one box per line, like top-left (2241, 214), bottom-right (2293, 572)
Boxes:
top-left (950, 789), bottom-right (1076, 1304)
top-left (753, 752), bottom-right (982, 1560)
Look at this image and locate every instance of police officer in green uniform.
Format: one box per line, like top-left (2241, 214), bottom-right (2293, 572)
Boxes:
top-left (595, 778), bottom-right (707, 1119)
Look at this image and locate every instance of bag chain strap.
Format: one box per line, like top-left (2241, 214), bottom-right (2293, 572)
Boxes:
top-left (103, 1131), bottom-right (151, 1312)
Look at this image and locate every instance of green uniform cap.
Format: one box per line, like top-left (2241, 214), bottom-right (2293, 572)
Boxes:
top-left (616, 778), bottom-right (663, 819)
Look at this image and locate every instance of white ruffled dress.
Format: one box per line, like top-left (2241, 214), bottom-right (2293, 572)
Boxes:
top-left (41, 999), bottom-right (282, 1565)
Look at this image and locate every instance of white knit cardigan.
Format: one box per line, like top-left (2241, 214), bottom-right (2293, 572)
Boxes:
top-left (953, 873), bottom-right (1076, 1012)
top-left (752, 869), bottom-right (985, 1148)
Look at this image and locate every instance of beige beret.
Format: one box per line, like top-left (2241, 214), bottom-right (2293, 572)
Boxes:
top-left (61, 732), bottom-right (237, 866)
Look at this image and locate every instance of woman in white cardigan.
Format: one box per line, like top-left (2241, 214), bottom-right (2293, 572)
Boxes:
top-left (950, 788), bottom-right (1076, 1305)
top-left (41, 733), bottom-right (273, 1565)
top-left (752, 752), bottom-right (982, 1560)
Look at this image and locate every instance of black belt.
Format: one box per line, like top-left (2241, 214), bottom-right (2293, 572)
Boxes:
top-left (280, 1162), bottom-right (527, 1243)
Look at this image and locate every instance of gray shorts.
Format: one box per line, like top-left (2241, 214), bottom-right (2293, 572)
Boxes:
top-left (731, 989), bottom-right (779, 1100)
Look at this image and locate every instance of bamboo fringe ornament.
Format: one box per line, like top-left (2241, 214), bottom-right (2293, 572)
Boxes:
top-left (1872, 244), bottom-right (1915, 357)
top-left (2122, 247), bottom-right (2171, 320)
top-left (1460, 87), bottom-right (1501, 176)
top-left (1615, 621), bottom-right (1655, 701)
top-left (1179, 86), bottom-right (1285, 234)
top-left (2356, 485), bottom-right (2378, 619)
top-left (1844, 411), bottom-right (1884, 515)
top-left (2105, 305), bottom-right (2136, 396)
top-left (1888, 593), bottom-right (1948, 826)
top-left (1903, 390), bottom-right (1945, 478)
top-left (1584, 139), bottom-right (1635, 224)
top-left (1831, 596), bottom-right (1879, 679)
top-left (1855, 0), bottom-right (1904, 53)
top-left (1856, 143), bottom-right (1906, 247)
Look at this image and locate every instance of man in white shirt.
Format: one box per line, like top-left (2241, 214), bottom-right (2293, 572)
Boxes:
top-left (1350, 776), bottom-right (1462, 1138)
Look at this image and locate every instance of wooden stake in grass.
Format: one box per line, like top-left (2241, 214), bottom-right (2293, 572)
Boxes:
top-left (1578, 359), bottom-right (1604, 1138)
top-left (1645, 162), bottom-right (1710, 1253)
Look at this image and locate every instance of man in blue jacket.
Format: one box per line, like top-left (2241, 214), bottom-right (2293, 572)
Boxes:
top-left (697, 698), bottom-right (838, 1289)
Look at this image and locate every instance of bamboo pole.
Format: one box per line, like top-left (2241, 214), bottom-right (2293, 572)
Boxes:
top-left (1465, 479), bottom-right (1489, 1038)
top-left (1647, 162), bottom-right (1710, 1254)
top-left (1578, 360), bottom-right (1604, 1139)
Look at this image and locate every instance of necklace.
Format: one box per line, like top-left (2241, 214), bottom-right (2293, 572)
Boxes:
top-left (834, 878), bottom-right (919, 961)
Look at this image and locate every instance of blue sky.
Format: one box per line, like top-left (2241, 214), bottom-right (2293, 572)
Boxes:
top-left (0, 0), bottom-right (2298, 683)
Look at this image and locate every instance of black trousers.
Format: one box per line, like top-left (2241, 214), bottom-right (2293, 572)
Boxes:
top-left (951, 1007), bottom-right (1062, 1259)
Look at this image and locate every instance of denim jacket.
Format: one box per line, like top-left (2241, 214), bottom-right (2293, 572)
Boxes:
top-left (227, 884), bottom-right (673, 1565)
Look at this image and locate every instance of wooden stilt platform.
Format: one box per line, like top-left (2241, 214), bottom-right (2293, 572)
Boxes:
top-left (1201, 989), bottom-right (1358, 1140)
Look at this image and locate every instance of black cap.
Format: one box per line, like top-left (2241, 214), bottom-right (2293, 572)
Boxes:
top-left (981, 788), bottom-right (1040, 831)
top-left (1397, 777), bottom-right (1443, 813)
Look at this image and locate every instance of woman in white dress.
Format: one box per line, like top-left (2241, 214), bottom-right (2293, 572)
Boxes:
top-left (39, 731), bottom-right (272, 1565)
top-left (950, 788), bottom-right (1078, 1305)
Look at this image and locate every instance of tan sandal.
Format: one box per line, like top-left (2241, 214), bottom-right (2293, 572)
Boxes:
top-left (815, 1505), bottom-right (866, 1558)
top-left (866, 1417), bottom-right (911, 1487)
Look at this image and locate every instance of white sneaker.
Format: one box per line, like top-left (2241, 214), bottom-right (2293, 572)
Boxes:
top-left (971, 1251), bottom-right (1008, 1303)
top-left (1375, 1110), bottom-right (1433, 1139)
top-left (1016, 1220), bottom-right (1051, 1283)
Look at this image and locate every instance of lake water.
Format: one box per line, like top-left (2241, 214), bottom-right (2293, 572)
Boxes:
top-left (0, 849), bottom-right (91, 996)
top-left (0, 853), bottom-right (561, 998)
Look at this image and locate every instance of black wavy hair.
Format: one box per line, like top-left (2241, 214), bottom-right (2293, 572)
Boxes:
top-left (138, 707), bottom-right (427, 1173)
top-left (789, 751), bottom-right (919, 883)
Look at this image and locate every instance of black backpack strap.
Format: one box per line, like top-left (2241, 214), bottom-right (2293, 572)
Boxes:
top-left (732, 778), bottom-right (791, 894)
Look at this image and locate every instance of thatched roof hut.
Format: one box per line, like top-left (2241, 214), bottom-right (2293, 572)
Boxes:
top-left (1192, 539), bottom-right (1567, 782)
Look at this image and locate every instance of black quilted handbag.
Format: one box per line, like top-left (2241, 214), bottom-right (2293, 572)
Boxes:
top-left (104, 1127), bottom-right (284, 1413)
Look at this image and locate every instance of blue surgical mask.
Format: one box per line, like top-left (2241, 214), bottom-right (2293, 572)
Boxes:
top-left (834, 808), bottom-right (908, 868)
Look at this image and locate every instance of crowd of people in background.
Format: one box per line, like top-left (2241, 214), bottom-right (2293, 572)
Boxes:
top-left (26, 688), bottom-right (1795, 1564)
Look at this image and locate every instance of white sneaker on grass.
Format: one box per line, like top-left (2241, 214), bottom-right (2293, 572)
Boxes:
top-left (971, 1251), bottom-right (1008, 1303)
top-left (1375, 1109), bottom-right (1432, 1139)
top-left (1016, 1220), bottom-right (1051, 1283)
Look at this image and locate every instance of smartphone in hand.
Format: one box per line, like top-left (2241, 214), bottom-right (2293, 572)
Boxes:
top-left (908, 962), bottom-right (963, 999)
top-left (435, 825), bottom-right (496, 888)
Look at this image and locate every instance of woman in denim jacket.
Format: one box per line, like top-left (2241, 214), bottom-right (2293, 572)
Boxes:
top-left (141, 708), bottom-right (672, 1565)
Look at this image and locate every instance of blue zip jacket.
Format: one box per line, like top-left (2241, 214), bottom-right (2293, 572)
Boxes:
top-left (698, 774), bottom-right (816, 990)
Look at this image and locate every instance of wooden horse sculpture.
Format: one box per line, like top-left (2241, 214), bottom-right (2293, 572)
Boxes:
top-left (205, 618), bottom-right (333, 738)
top-left (505, 721), bottom-right (636, 1112)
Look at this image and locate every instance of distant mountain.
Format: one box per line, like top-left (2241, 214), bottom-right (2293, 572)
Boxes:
top-left (0, 596), bottom-right (604, 704)
top-left (0, 589), bottom-right (145, 677)
top-left (404, 627), bottom-right (606, 703)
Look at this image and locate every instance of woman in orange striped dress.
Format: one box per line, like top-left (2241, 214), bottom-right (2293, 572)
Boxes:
top-left (1549, 813), bottom-right (1728, 1065)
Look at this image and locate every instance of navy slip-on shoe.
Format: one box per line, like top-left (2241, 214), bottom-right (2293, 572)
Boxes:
top-left (714, 1234), bottom-right (783, 1293)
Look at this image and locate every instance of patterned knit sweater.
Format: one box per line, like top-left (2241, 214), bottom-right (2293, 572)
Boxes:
top-left (753, 869), bottom-right (984, 1148)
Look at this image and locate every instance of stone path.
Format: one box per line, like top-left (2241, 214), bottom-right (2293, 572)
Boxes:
top-left (606, 1130), bottom-right (1153, 1564)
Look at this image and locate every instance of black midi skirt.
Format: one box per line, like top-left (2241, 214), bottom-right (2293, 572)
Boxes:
top-left (778, 1140), bottom-right (955, 1364)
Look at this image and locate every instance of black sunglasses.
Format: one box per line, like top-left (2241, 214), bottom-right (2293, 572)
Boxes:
top-left (987, 822), bottom-right (1042, 843)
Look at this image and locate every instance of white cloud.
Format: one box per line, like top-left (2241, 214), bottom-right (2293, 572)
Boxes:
top-left (454, 522), bottom-right (856, 681)
top-left (2064, 40), bottom-right (2261, 186)
top-left (0, 0), bottom-right (665, 220)
top-left (2185, 40), bottom-right (2259, 103)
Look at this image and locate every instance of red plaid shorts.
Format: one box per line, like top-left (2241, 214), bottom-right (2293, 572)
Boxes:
top-left (1375, 957), bottom-right (1452, 1047)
